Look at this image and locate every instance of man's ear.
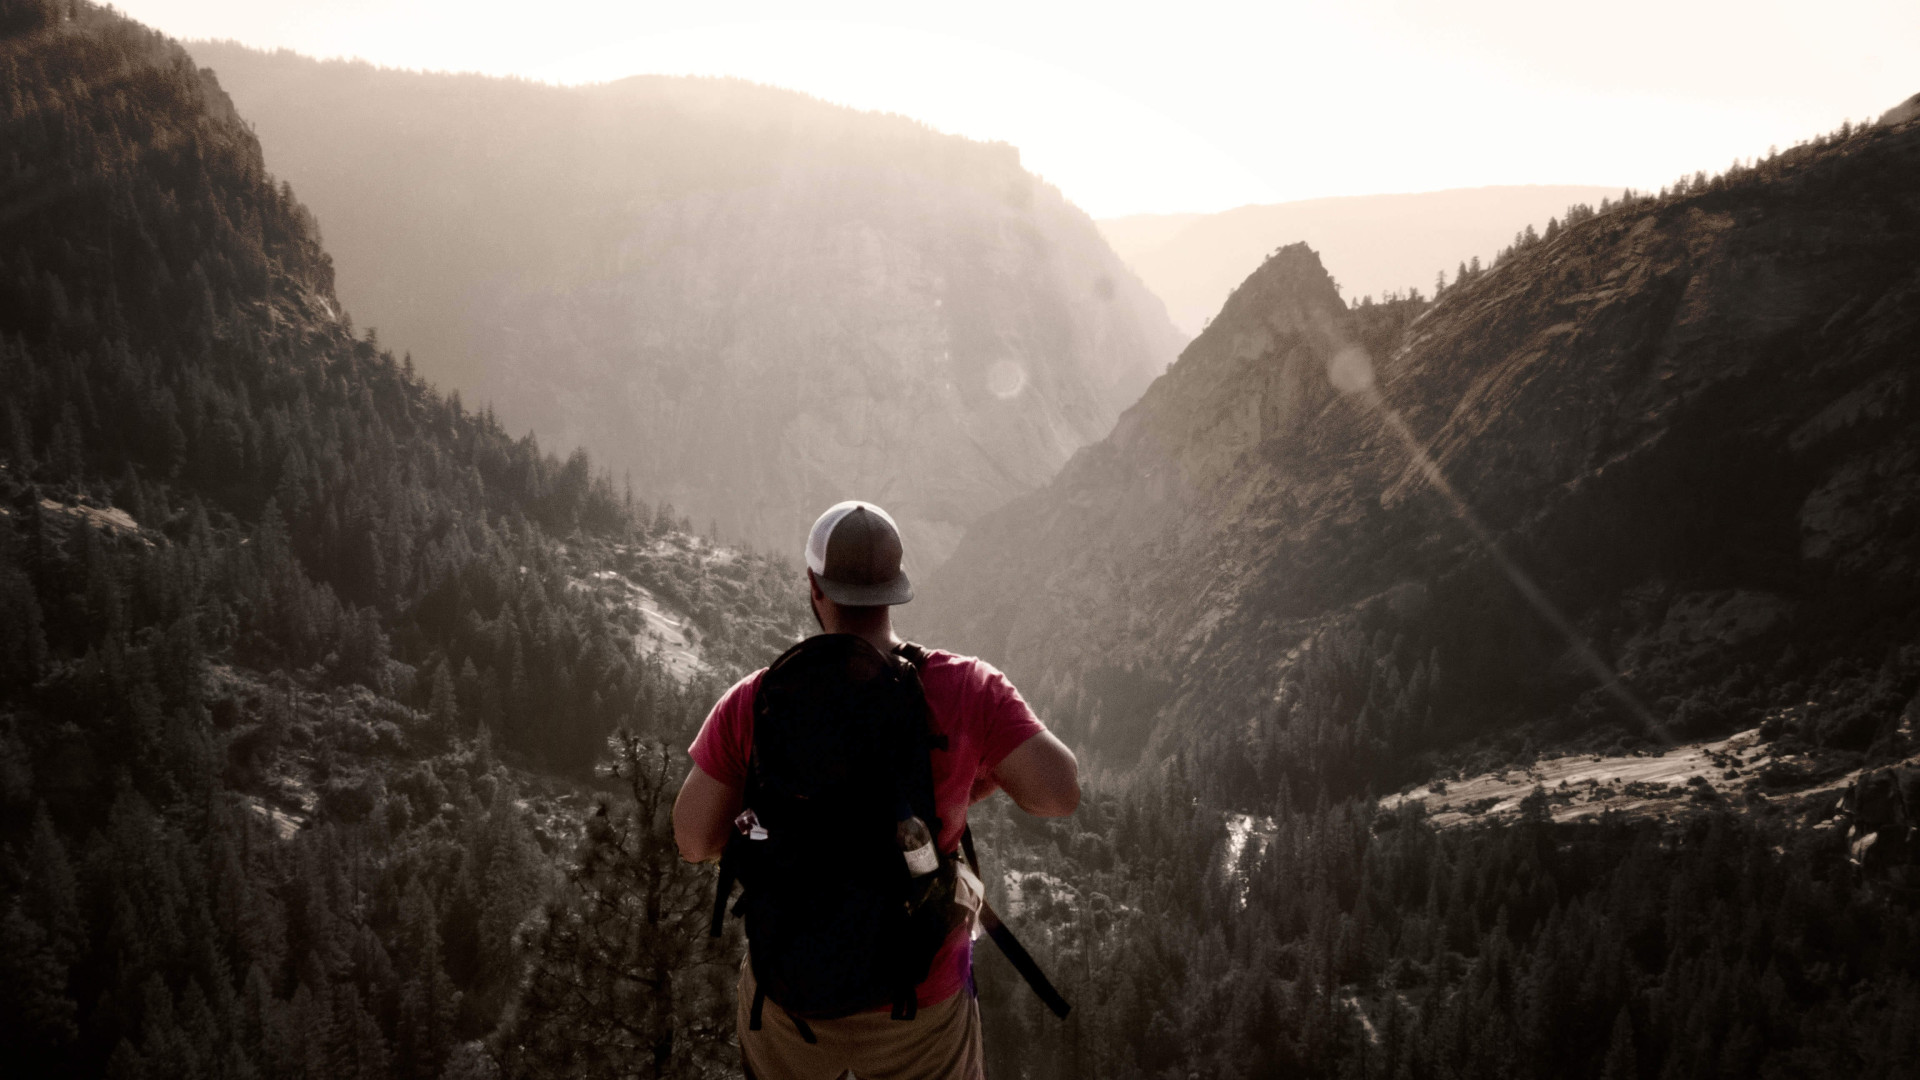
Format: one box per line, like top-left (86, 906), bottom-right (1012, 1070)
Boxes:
top-left (806, 572), bottom-right (829, 630)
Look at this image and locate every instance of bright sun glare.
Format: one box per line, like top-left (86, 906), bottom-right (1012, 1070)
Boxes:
top-left (121, 0), bottom-right (1920, 217)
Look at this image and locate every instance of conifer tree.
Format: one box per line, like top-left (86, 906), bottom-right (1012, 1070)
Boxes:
top-left (1600, 1006), bottom-right (1636, 1080)
top-left (500, 733), bottom-right (735, 1079)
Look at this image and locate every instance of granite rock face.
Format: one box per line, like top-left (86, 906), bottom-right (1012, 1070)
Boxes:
top-left (191, 46), bottom-right (1185, 566)
top-left (918, 120), bottom-right (1920, 768)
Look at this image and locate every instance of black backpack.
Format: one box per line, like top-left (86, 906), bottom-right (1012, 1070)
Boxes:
top-left (709, 634), bottom-right (961, 1029)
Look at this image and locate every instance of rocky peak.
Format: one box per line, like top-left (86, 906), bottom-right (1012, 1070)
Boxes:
top-left (919, 120), bottom-right (1920, 787)
top-left (1107, 243), bottom-right (1350, 479)
top-left (1880, 92), bottom-right (1920, 128)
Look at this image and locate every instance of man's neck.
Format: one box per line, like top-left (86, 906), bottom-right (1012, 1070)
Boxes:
top-left (818, 606), bottom-right (899, 655)
top-left (837, 622), bottom-right (900, 655)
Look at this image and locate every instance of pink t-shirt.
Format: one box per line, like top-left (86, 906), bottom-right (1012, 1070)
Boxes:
top-left (689, 647), bottom-right (1047, 1007)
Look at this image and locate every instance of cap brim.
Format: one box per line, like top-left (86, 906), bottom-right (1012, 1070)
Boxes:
top-left (816, 570), bottom-right (913, 606)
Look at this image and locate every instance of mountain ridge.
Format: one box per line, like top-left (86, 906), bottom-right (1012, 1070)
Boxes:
top-left (0, 6), bottom-right (797, 1071)
top-left (1101, 184), bottom-right (1624, 335)
top-left (920, 117), bottom-right (1920, 795)
top-left (186, 42), bottom-right (1187, 567)
top-left (9, 5), bottom-right (1920, 1077)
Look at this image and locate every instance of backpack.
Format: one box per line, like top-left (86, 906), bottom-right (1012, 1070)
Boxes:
top-left (710, 634), bottom-right (961, 1027)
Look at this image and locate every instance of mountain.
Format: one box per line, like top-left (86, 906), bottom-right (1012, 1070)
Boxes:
top-left (921, 115), bottom-right (1920, 792)
top-left (931, 111), bottom-right (1920, 1080)
top-left (184, 43), bottom-right (1187, 567)
top-left (11, 5), bottom-right (1920, 1078)
top-left (0, 4), bottom-right (805, 1073)
top-left (1101, 185), bottom-right (1622, 335)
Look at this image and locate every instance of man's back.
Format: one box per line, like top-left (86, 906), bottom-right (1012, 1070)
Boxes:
top-left (690, 647), bottom-right (1046, 1008)
top-left (672, 499), bottom-right (1076, 1080)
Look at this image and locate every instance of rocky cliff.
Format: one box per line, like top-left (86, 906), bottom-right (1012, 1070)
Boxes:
top-left (919, 117), bottom-right (1920, 784)
top-left (187, 44), bottom-right (1186, 566)
top-left (1100, 184), bottom-right (1620, 335)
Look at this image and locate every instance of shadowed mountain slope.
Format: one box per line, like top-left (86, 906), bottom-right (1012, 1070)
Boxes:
top-left (186, 43), bottom-right (1186, 566)
top-left (0, 4), bottom-right (803, 1072)
top-left (919, 117), bottom-right (1920, 794)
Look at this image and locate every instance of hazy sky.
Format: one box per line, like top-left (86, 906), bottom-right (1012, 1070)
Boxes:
top-left (124, 0), bottom-right (1919, 217)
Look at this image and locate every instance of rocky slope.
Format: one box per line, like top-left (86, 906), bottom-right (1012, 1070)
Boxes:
top-left (918, 116), bottom-right (1920, 785)
top-left (187, 43), bottom-right (1186, 566)
top-left (1100, 185), bottom-right (1621, 335)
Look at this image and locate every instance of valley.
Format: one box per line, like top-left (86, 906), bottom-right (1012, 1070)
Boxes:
top-left (3, 3), bottom-right (1918, 1078)
top-left (189, 42), bottom-right (1186, 568)
top-left (934, 106), bottom-right (1920, 1079)
top-left (925, 113), bottom-right (1920, 804)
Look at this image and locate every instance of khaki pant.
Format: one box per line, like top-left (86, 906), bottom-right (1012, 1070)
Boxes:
top-left (736, 959), bottom-right (985, 1080)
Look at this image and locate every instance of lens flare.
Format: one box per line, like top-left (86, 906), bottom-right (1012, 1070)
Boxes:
top-left (1328, 345), bottom-right (1376, 394)
top-left (986, 360), bottom-right (1028, 399)
top-left (1327, 343), bottom-right (1669, 743)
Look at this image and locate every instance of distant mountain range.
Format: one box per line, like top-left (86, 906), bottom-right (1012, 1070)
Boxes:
top-left (1101, 185), bottom-right (1622, 336)
top-left (923, 120), bottom-right (1920, 791)
top-left (189, 43), bottom-right (1186, 566)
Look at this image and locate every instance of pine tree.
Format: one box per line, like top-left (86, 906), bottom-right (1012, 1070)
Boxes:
top-left (500, 733), bottom-right (735, 1079)
top-left (1599, 1006), bottom-right (1636, 1080)
top-left (429, 660), bottom-right (460, 739)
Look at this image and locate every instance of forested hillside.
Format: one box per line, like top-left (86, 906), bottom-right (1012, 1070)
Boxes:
top-left (0, 4), bottom-right (802, 1074)
top-left (929, 109), bottom-right (1920, 1079)
top-left (926, 114), bottom-right (1920, 795)
top-left (963, 767), bottom-right (1920, 1080)
top-left (185, 42), bottom-right (1187, 567)
top-left (8, 3), bottom-right (1920, 1079)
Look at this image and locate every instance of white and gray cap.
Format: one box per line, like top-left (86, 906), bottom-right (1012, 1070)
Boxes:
top-left (805, 500), bottom-right (913, 606)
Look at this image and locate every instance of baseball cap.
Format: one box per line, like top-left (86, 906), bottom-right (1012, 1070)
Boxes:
top-left (805, 501), bottom-right (913, 606)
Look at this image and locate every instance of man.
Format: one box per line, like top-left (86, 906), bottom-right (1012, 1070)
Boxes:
top-left (674, 500), bottom-right (1080, 1080)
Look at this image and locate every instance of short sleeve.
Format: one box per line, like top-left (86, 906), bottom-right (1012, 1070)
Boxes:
top-left (688, 670), bottom-right (761, 787)
top-left (973, 661), bottom-right (1047, 773)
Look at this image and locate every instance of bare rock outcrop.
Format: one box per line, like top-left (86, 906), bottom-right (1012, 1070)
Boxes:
top-left (920, 121), bottom-right (1920, 772)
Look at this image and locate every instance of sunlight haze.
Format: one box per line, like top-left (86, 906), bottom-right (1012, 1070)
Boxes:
top-left (13, 3), bottom-right (1920, 1074)
top-left (122, 1), bottom-right (1918, 215)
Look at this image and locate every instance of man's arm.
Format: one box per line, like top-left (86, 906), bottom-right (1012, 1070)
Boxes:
top-left (990, 730), bottom-right (1080, 817)
top-left (673, 765), bottom-right (742, 863)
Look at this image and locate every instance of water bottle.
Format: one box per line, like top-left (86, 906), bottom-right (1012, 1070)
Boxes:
top-left (898, 814), bottom-right (937, 877)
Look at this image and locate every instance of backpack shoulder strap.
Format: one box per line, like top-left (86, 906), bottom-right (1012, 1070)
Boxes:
top-left (891, 642), bottom-right (947, 751)
top-left (958, 823), bottom-right (1070, 1020)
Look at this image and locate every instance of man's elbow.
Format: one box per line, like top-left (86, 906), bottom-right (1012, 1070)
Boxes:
top-left (674, 826), bottom-right (722, 864)
top-left (677, 841), bottom-right (720, 864)
top-left (671, 807), bottom-right (726, 863)
top-left (1018, 764), bottom-right (1080, 817)
top-left (1007, 733), bottom-right (1080, 817)
top-left (671, 766), bottom-right (740, 863)
top-left (1029, 780), bottom-right (1080, 817)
